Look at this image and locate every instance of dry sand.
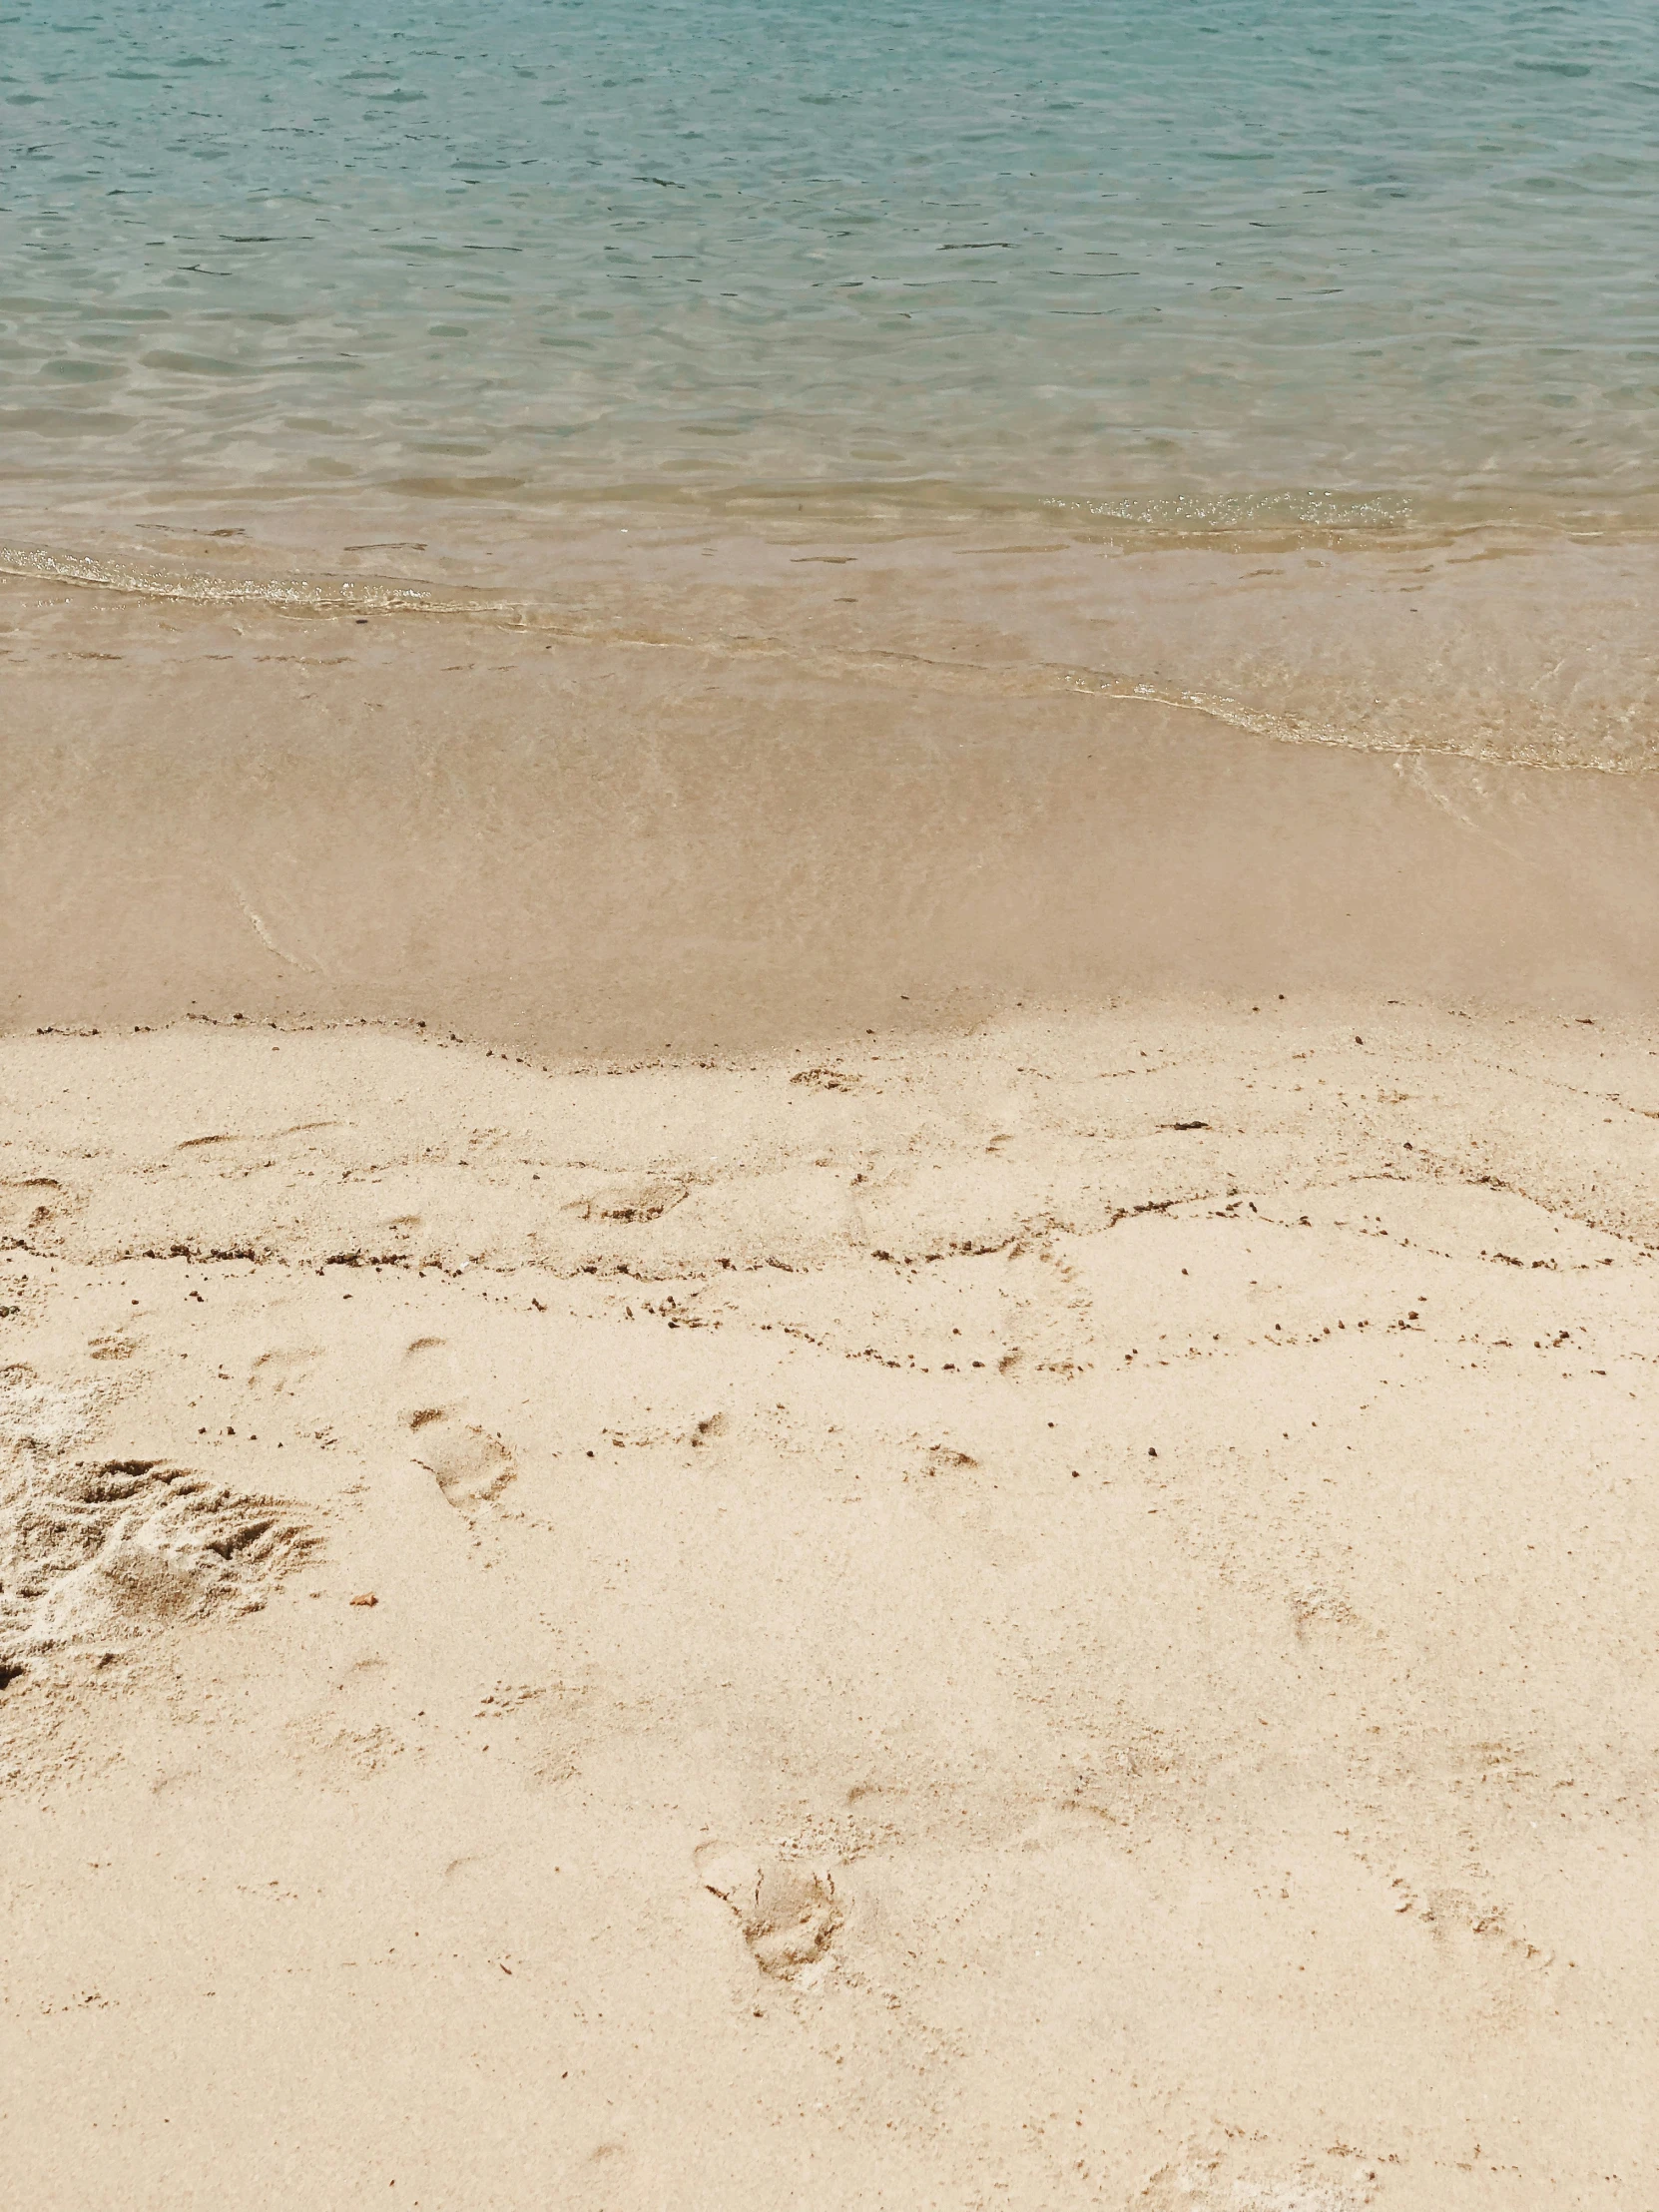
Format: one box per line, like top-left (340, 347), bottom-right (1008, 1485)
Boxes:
top-left (3, 1005), bottom-right (1656, 2208)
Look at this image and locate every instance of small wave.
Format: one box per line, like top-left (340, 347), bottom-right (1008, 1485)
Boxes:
top-left (0, 542), bottom-right (494, 617)
top-left (1037, 487), bottom-right (1420, 535)
top-left (763, 650), bottom-right (1659, 778)
top-left (3, 536), bottom-right (1651, 780)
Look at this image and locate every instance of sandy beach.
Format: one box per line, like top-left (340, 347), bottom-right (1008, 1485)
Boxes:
top-left (5, 4), bottom-right (1658, 2189)
top-left (3, 1000), bottom-right (1655, 2208)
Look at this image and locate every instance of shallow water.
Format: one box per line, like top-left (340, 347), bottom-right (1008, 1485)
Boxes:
top-left (5, 0), bottom-right (1656, 525)
top-left (2, 2), bottom-right (1656, 799)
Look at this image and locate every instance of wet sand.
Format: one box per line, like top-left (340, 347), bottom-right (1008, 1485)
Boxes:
top-left (4, 580), bottom-right (1659, 1057)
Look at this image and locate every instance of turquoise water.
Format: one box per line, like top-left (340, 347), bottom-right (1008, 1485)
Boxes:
top-left (3, 0), bottom-right (1656, 536)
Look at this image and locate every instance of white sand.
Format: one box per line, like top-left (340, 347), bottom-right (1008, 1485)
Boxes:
top-left (2, 1006), bottom-right (1655, 2208)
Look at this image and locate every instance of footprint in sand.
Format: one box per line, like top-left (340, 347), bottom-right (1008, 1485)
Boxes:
top-left (249, 1347), bottom-right (322, 1395)
top-left (696, 1841), bottom-right (841, 1983)
top-left (567, 1177), bottom-right (688, 1226)
top-left (1, 1178), bottom-right (72, 1239)
top-left (924, 1443), bottom-right (978, 1475)
top-left (408, 1407), bottom-right (516, 1508)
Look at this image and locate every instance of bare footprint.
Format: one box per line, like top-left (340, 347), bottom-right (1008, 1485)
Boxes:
top-left (408, 1409), bottom-right (516, 1508)
top-left (250, 1347), bottom-right (321, 1395)
top-left (1, 1178), bottom-right (70, 1237)
top-left (567, 1178), bottom-right (687, 1225)
top-left (696, 1842), bottom-right (841, 1983)
top-left (925, 1444), bottom-right (979, 1474)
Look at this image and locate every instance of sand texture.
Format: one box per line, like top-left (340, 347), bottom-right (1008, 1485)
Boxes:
top-left (2, 1007), bottom-right (1656, 2208)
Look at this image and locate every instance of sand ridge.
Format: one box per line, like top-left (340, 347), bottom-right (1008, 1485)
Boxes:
top-left (1, 1006), bottom-right (1655, 2207)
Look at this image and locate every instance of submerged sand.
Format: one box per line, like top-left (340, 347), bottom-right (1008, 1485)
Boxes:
top-left (3, 1006), bottom-right (1655, 2208)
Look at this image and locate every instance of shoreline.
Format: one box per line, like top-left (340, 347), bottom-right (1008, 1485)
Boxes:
top-left (3, 512), bottom-right (1656, 773)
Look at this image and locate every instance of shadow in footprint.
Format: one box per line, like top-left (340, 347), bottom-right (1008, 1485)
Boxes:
top-left (568, 1178), bottom-right (687, 1225)
top-left (408, 1409), bottom-right (516, 1509)
top-left (696, 1841), bottom-right (840, 1983)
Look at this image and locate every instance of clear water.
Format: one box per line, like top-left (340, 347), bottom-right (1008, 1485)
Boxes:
top-left (3, 0), bottom-right (1657, 779)
top-left (3, 0), bottom-right (1656, 532)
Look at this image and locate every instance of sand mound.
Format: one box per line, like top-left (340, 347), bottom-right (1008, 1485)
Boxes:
top-left (0, 1367), bottom-right (315, 1679)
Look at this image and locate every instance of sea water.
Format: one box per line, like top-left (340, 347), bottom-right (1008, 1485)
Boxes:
top-left (3, 0), bottom-right (1656, 764)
